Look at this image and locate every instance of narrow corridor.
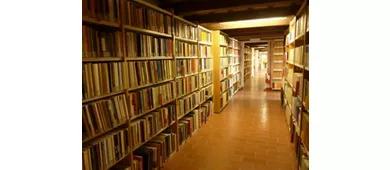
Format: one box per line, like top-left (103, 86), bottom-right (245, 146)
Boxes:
top-left (163, 70), bottom-right (297, 170)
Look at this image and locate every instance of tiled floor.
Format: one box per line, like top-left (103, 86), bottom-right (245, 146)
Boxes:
top-left (163, 69), bottom-right (297, 170)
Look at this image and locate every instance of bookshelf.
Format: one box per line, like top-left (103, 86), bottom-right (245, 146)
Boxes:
top-left (82, 1), bottom-right (214, 170)
top-left (244, 45), bottom-right (252, 83)
top-left (271, 39), bottom-right (285, 90)
top-left (283, 2), bottom-right (309, 170)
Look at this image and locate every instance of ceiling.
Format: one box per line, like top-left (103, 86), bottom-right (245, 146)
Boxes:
top-left (154, 0), bottom-right (304, 46)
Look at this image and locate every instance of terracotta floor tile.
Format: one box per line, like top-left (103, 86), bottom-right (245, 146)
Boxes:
top-left (163, 70), bottom-right (297, 170)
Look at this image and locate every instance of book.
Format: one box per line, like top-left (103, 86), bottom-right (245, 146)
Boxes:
top-left (82, 0), bottom-right (120, 23)
top-left (130, 105), bottom-right (175, 149)
top-left (174, 20), bottom-right (197, 40)
top-left (175, 40), bottom-right (197, 57)
top-left (200, 58), bottom-right (212, 71)
top-left (124, 1), bottom-right (172, 34)
top-left (82, 129), bottom-right (129, 170)
top-left (177, 91), bottom-right (200, 118)
top-left (219, 34), bottom-right (228, 46)
top-left (176, 59), bottom-right (198, 77)
top-left (199, 71), bottom-right (212, 87)
top-left (125, 32), bottom-right (173, 58)
top-left (199, 29), bottom-right (211, 43)
top-left (176, 75), bottom-right (199, 97)
top-left (200, 45), bottom-right (211, 57)
top-left (82, 62), bottom-right (124, 100)
top-left (82, 25), bottom-right (123, 58)
top-left (127, 82), bottom-right (175, 118)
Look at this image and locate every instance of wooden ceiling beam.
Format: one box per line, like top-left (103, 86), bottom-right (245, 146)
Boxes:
top-left (183, 5), bottom-right (300, 23)
top-left (225, 30), bottom-right (285, 37)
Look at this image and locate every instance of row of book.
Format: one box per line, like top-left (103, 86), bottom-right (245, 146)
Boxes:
top-left (177, 92), bottom-right (200, 118)
top-left (304, 79), bottom-right (309, 110)
top-left (199, 85), bottom-right (213, 103)
top-left (130, 105), bottom-right (175, 149)
top-left (82, 62), bottom-right (124, 100)
top-left (125, 1), bottom-right (172, 34)
top-left (200, 30), bottom-right (211, 43)
top-left (294, 46), bottom-right (304, 65)
top-left (296, 13), bottom-right (307, 38)
top-left (229, 65), bottom-right (239, 74)
top-left (128, 82), bottom-right (175, 118)
top-left (220, 58), bottom-right (229, 68)
top-left (230, 73), bottom-right (240, 85)
top-left (174, 20), bottom-right (197, 40)
top-left (82, 0), bottom-right (120, 23)
top-left (175, 40), bottom-right (197, 57)
top-left (229, 57), bottom-right (239, 65)
top-left (127, 60), bottom-right (173, 89)
top-left (176, 59), bottom-right (198, 77)
top-left (288, 48), bottom-right (294, 63)
top-left (133, 130), bottom-right (177, 170)
top-left (232, 40), bottom-right (238, 49)
top-left (219, 35), bottom-right (228, 46)
top-left (126, 32), bottom-right (173, 57)
top-left (176, 75), bottom-right (199, 97)
top-left (286, 68), bottom-right (294, 86)
top-left (200, 58), bottom-right (212, 71)
top-left (83, 94), bottom-right (129, 140)
top-left (82, 129), bottom-right (129, 170)
top-left (305, 45), bottom-right (309, 67)
top-left (220, 79), bottom-right (229, 93)
top-left (200, 71), bottom-right (212, 87)
top-left (228, 48), bottom-right (238, 55)
top-left (220, 68), bottom-right (228, 80)
top-left (178, 100), bottom-right (213, 146)
top-left (220, 90), bottom-right (229, 109)
top-left (220, 47), bottom-right (227, 56)
top-left (82, 26), bottom-right (123, 58)
top-left (293, 73), bottom-right (304, 99)
top-left (200, 45), bottom-right (211, 57)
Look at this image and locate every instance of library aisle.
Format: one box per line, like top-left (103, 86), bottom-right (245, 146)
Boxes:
top-left (163, 70), bottom-right (297, 170)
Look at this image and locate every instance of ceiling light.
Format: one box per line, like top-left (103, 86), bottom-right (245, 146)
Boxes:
top-left (220, 17), bottom-right (287, 24)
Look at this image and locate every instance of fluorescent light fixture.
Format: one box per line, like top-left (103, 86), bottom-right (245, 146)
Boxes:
top-left (220, 17), bottom-right (287, 24)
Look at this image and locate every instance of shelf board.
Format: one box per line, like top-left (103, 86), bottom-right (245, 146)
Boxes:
top-left (273, 53), bottom-right (284, 56)
top-left (175, 36), bottom-right (197, 43)
top-left (220, 44), bottom-right (228, 47)
top-left (220, 56), bottom-right (229, 58)
top-left (130, 99), bottom-right (176, 121)
top-left (220, 77), bottom-right (229, 81)
top-left (220, 102), bottom-right (229, 112)
top-left (104, 152), bottom-right (131, 170)
top-left (177, 89), bottom-right (199, 99)
top-left (287, 61), bottom-right (294, 65)
top-left (274, 60), bottom-right (284, 63)
top-left (82, 16), bottom-right (120, 28)
top-left (200, 82), bottom-right (213, 89)
top-left (199, 41), bottom-right (212, 46)
top-left (82, 90), bottom-right (124, 104)
top-left (273, 69), bottom-right (283, 72)
top-left (176, 72), bottom-right (198, 79)
top-left (128, 78), bottom-right (174, 92)
top-left (295, 63), bottom-right (304, 68)
top-left (124, 25), bottom-right (172, 38)
top-left (200, 57), bottom-right (212, 59)
top-left (272, 77), bottom-right (283, 80)
top-left (305, 66), bottom-right (309, 71)
top-left (176, 56), bottom-right (198, 59)
top-left (200, 69), bottom-right (213, 73)
top-left (272, 88), bottom-right (281, 90)
top-left (229, 63), bottom-right (240, 66)
top-left (126, 57), bottom-right (173, 61)
top-left (82, 57), bottom-right (123, 62)
top-left (228, 54), bottom-right (239, 57)
top-left (220, 88), bottom-right (229, 95)
top-left (220, 66), bottom-right (229, 69)
top-left (274, 46), bottom-right (284, 48)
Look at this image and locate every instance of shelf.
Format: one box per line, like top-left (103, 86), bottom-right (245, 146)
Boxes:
top-left (131, 121), bottom-right (175, 152)
top-left (176, 56), bottom-right (198, 59)
top-left (220, 88), bottom-right (229, 95)
top-left (220, 56), bottom-right (229, 58)
top-left (200, 69), bottom-right (213, 73)
top-left (199, 41), bottom-right (212, 46)
top-left (175, 36), bottom-right (197, 43)
top-left (220, 77), bottom-right (229, 81)
top-left (274, 46), bottom-right (284, 48)
top-left (273, 53), bottom-right (284, 56)
top-left (104, 152), bottom-right (131, 170)
top-left (228, 54), bottom-right (239, 57)
top-left (82, 16), bottom-right (120, 28)
top-left (130, 99), bottom-right (176, 121)
top-left (295, 63), bottom-right (304, 68)
top-left (82, 90), bottom-right (124, 104)
top-left (199, 95), bottom-right (213, 105)
top-left (287, 61), bottom-right (294, 65)
top-left (245, 66), bottom-right (251, 69)
top-left (124, 25), bottom-right (172, 38)
top-left (82, 120), bottom-right (128, 143)
top-left (126, 57), bottom-right (173, 61)
top-left (220, 102), bottom-right (229, 112)
top-left (272, 88), bottom-right (281, 90)
top-left (220, 66), bottom-right (229, 69)
top-left (200, 82), bottom-right (213, 89)
top-left (200, 57), bottom-right (212, 59)
top-left (82, 57), bottom-right (123, 62)
top-left (273, 69), bottom-right (283, 72)
top-left (220, 44), bottom-right (228, 47)
top-left (272, 77), bottom-right (283, 80)
top-left (305, 66), bottom-right (309, 71)
top-left (176, 72), bottom-right (198, 79)
top-left (229, 63), bottom-right (240, 66)
top-left (274, 60), bottom-right (284, 63)
top-left (128, 78), bottom-right (174, 92)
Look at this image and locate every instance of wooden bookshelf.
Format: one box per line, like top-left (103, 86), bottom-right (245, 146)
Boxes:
top-left (271, 39), bottom-right (285, 90)
top-left (244, 45), bottom-right (252, 83)
top-left (282, 2), bottom-right (309, 170)
top-left (82, 1), bottom-right (214, 170)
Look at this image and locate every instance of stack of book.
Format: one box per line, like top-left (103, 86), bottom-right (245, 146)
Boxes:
top-left (127, 60), bottom-right (173, 88)
top-left (176, 75), bottom-right (199, 97)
